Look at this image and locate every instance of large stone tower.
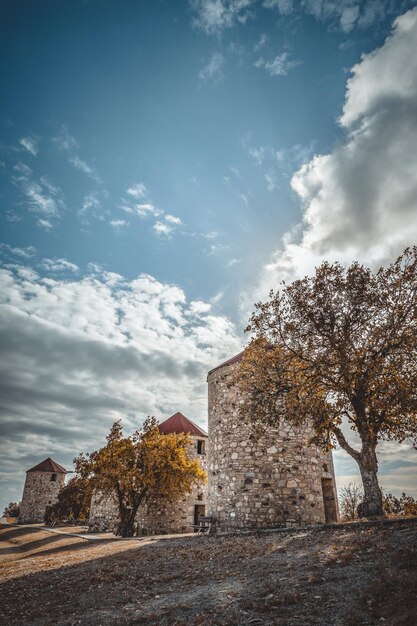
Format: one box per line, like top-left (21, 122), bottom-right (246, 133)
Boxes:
top-left (207, 353), bottom-right (339, 532)
top-left (19, 458), bottom-right (67, 524)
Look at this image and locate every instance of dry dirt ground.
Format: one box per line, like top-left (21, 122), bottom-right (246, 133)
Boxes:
top-left (0, 519), bottom-right (416, 626)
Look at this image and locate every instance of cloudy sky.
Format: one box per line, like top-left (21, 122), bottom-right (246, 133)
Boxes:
top-left (1, 0), bottom-right (417, 513)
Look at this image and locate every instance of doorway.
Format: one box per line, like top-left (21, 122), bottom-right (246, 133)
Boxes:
top-left (321, 478), bottom-right (338, 523)
top-left (194, 504), bottom-right (205, 529)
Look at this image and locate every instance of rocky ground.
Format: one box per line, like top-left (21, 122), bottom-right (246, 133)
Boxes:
top-left (0, 518), bottom-right (416, 626)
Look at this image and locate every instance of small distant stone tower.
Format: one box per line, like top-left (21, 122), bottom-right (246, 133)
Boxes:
top-left (19, 458), bottom-right (67, 524)
top-left (207, 353), bottom-right (339, 532)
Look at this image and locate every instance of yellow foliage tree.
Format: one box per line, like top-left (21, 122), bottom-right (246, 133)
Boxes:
top-left (237, 247), bottom-right (417, 518)
top-left (75, 417), bottom-right (206, 537)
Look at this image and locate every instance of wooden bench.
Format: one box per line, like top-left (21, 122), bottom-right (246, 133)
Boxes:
top-left (191, 516), bottom-right (214, 535)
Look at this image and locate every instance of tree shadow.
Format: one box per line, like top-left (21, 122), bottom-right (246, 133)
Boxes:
top-left (0, 533), bottom-right (76, 557)
top-left (22, 536), bottom-right (116, 560)
top-left (0, 525), bottom-right (44, 542)
top-left (0, 521), bottom-right (415, 626)
top-left (0, 524), bottom-right (115, 558)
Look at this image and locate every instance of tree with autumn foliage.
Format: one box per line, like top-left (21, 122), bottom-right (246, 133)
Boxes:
top-left (3, 502), bottom-right (20, 518)
top-left (237, 247), bottom-right (417, 518)
top-left (76, 417), bottom-right (206, 537)
top-left (45, 476), bottom-right (92, 524)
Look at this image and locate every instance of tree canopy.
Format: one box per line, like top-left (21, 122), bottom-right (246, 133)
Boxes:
top-left (76, 417), bottom-right (206, 537)
top-left (45, 476), bottom-right (92, 524)
top-left (237, 247), bottom-right (417, 517)
top-left (3, 502), bottom-right (20, 518)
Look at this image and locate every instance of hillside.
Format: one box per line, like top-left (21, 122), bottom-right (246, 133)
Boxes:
top-left (0, 519), bottom-right (416, 625)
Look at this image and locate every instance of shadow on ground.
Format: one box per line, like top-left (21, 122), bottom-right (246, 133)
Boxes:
top-left (0, 519), bottom-right (416, 626)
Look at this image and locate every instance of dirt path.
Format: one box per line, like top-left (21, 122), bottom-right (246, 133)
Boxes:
top-left (1, 520), bottom-right (416, 625)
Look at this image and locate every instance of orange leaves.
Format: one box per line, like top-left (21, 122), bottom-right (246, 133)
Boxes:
top-left (238, 248), bottom-right (417, 516)
top-left (77, 416), bottom-right (206, 535)
top-left (241, 247), bottom-right (417, 449)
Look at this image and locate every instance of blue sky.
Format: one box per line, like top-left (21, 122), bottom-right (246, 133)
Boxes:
top-left (1, 0), bottom-right (417, 512)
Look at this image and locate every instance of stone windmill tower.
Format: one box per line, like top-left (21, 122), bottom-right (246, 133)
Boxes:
top-left (207, 353), bottom-right (339, 532)
top-left (19, 458), bottom-right (67, 524)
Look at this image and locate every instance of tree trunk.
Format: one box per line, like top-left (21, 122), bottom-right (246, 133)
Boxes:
top-left (357, 444), bottom-right (383, 518)
top-left (117, 504), bottom-right (140, 537)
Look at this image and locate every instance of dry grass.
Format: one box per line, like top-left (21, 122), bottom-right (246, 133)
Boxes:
top-left (0, 519), bottom-right (416, 625)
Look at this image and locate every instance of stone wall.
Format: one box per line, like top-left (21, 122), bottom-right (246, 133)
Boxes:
top-left (137, 481), bottom-right (207, 535)
top-left (207, 361), bottom-right (339, 532)
top-left (19, 471), bottom-right (66, 524)
top-left (88, 435), bottom-right (208, 534)
top-left (88, 492), bottom-right (119, 532)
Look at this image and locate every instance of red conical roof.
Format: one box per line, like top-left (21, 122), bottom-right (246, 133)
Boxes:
top-left (158, 412), bottom-right (207, 437)
top-left (27, 457), bottom-right (67, 474)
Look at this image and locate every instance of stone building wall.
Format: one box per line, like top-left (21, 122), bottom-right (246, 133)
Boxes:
top-left (19, 471), bottom-right (66, 524)
top-left (88, 492), bottom-right (119, 532)
top-left (136, 434), bottom-right (208, 533)
top-left (207, 360), bottom-right (339, 532)
top-left (88, 435), bottom-right (208, 534)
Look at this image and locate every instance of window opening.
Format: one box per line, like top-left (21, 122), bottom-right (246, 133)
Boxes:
top-left (197, 439), bottom-right (205, 455)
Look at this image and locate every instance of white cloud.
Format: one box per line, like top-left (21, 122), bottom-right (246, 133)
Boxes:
top-left (36, 218), bottom-right (53, 231)
top-left (210, 289), bottom-right (225, 306)
top-left (263, 0), bottom-right (293, 14)
top-left (203, 231), bottom-right (218, 239)
top-left (126, 183), bottom-right (147, 199)
top-left (137, 203), bottom-right (161, 217)
top-left (153, 221), bottom-right (173, 237)
top-left (264, 172), bottom-right (276, 191)
top-left (19, 135), bottom-right (39, 157)
top-left (52, 125), bottom-right (102, 184)
top-left (191, 0), bottom-right (254, 34)
top-left (121, 185), bottom-right (169, 231)
top-left (255, 51), bottom-right (301, 76)
top-left (199, 52), bottom-right (224, 81)
top-left (5, 211), bottom-right (22, 223)
top-left (264, 0), bottom-right (396, 32)
top-left (13, 164), bottom-right (65, 224)
top-left (110, 219), bottom-right (128, 229)
top-left (41, 258), bottom-right (79, 272)
top-left (210, 242), bottom-right (229, 255)
top-left (120, 183), bottom-right (167, 224)
top-left (79, 192), bottom-right (103, 223)
top-left (121, 203), bottom-right (162, 218)
top-left (335, 440), bottom-right (417, 499)
top-left (340, 5), bottom-right (360, 33)
top-left (189, 300), bottom-right (212, 315)
top-left (248, 146), bottom-right (266, 165)
top-left (248, 7), bottom-right (417, 307)
top-left (69, 155), bottom-right (101, 183)
top-left (0, 264), bottom-right (241, 511)
top-left (192, 0), bottom-right (405, 36)
top-left (165, 214), bottom-right (182, 225)
top-left (0, 244), bottom-right (36, 259)
top-left (52, 125), bottom-right (79, 152)
top-left (254, 33), bottom-right (269, 51)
